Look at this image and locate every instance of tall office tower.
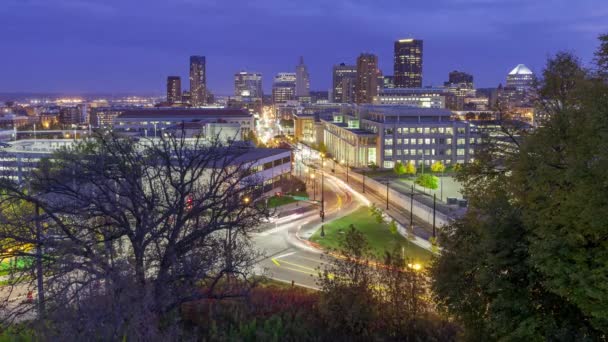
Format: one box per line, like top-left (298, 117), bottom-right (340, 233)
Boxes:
top-left (332, 63), bottom-right (357, 103)
top-left (355, 53), bottom-right (379, 104)
top-left (295, 56), bottom-right (310, 97)
top-left (394, 38), bottom-right (423, 88)
top-left (443, 70), bottom-right (475, 110)
top-left (189, 56), bottom-right (207, 107)
top-left (272, 73), bottom-right (297, 104)
top-left (506, 64), bottom-right (534, 92)
top-left (166, 76), bottom-right (182, 104)
top-left (234, 71), bottom-right (263, 99)
top-left (447, 70), bottom-right (474, 86)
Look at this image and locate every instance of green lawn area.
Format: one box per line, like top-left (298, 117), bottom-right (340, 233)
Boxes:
top-left (309, 207), bottom-right (433, 266)
top-left (0, 257), bottom-right (33, 277)
top-left (266, 191), bottom-right (309, 208)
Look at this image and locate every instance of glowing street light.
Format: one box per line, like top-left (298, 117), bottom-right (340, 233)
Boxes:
top-left (408, 263), bottom-right (422, 271)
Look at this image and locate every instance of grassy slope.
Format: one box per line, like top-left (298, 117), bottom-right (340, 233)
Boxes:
top-left (310, 207), bottom-right (433, 265)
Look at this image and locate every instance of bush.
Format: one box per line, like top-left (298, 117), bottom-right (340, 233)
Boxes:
top-left (415, 174), bottom-right (439, 189)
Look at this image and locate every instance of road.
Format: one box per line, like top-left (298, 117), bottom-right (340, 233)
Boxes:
top-left (252, 170), bottom-right (361, 289)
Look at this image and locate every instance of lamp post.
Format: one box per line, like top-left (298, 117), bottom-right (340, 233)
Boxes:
top-left (440, 167), bottom-right (444, 202)
top-left (433, 194), bottom-right (436, 239)
top-left (362, 169), bottom-right (366, 193)
top-left (310, 173), bottom-right (316, 201)
top-left (410, 184), bottom-right (415, 233)
top-left (385, 180), bottom-right (390, 210)
top-left (321, 167), bottom-right (325, 222)
top-left (320, 153), bottom-right (326, 222)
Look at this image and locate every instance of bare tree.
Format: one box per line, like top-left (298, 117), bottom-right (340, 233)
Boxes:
top-left (0, 132), bottom-right (272, 339)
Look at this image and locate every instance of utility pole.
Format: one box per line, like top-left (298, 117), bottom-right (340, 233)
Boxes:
top-left (410, 184), bottom-right (414, 232)
top-left (433, 194), bottom-right (436, 239)
top-left (386, 180), bottom-right (389, 210)
top-left (321, 168), bottom-right (325, 222)
top-left (362, 170), bottom-right (366, 193)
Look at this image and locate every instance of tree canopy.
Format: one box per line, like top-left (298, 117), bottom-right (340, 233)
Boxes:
top-left (431, 38), bottom-right (608, 340)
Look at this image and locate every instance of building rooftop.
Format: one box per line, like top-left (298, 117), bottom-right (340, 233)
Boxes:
top-left (508, 64), bottom-right (533, 75)
top-left (360, 105), bottom-right (452, 117)
top-left (118, 108), bottom-right (252, 119)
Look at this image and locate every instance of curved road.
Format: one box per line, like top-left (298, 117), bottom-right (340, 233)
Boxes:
top-left (252, 172), bottom-right (363, 289)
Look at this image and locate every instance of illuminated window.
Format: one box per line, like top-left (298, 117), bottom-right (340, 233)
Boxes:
top-left (457, 149), bottom-right (465, 156)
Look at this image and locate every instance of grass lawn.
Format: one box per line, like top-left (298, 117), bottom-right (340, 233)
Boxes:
top-left (0, 257), bottom-right (33, 277)
top-left (309, 207), bottom-right (433, 266)
top-left (266, 191), bottom-right (308, 208)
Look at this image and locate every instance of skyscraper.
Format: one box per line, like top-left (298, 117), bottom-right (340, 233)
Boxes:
top-left (443, 70), bottom-right (475, 110)
top-left (332, 63), bottom-right (357, 103)
top-left (167, 76), bottom-right (182, 104)
top-left (447, 70), bottom-right (474, 86)
top-left (295, 56), bottom-right (310, 97)
top-left (506, 64), bottom-right (534, 92)
top-left (234, 72), bottom-right (263, 99)
top-left (189, 56), bottom-right (206, 107)
top-left (355, 53), bottom-right (378, 104)
top-left (272, 73), bottom-right (296, 104)
top-left (394, 39), bottom-right (423, 88)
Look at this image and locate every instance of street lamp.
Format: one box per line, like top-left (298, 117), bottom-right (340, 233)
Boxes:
top-left (385, 180), bottom-right (390, 210)
top-left (432, 194), bottom-right (436, 239)
top-left (410, 184), bottom-right (415, 233)
top-left (310, 174), bottom-right (316, 201)
top-left (362, 169), bottom-right (366, 193)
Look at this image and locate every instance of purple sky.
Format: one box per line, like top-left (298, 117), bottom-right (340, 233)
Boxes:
top-left (1, 0), bottom-right (606, 95)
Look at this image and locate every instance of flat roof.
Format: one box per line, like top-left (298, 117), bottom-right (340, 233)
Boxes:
top-left (117, 108), bottom-right (252, 119)
top-left (322, 120), bottom-right (376, 136)
top-left (360, 105), bottom-right (452, 117)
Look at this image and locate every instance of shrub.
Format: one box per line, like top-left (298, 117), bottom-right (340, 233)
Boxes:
top-left (415, 174), bottom-right (439, 189)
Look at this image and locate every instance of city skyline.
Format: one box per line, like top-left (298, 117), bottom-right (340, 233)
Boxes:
top-left (0, 0), bottom-right (605, 94)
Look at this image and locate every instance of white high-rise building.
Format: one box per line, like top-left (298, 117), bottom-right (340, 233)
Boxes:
top-left (506, 64), bottom-right (534, 93)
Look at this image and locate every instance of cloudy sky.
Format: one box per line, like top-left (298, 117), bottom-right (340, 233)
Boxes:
top-left (1, 0), bottom-right (606, 95)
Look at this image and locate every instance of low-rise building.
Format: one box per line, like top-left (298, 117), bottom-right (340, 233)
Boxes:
top-left (0, 139), bottom-right (292, 197)
top-left (374, 88), bottom-right (447, 108)
top-left (322, 105), bottom-right (478, 169)
top-left (114, 108), bottom-right (254, 140)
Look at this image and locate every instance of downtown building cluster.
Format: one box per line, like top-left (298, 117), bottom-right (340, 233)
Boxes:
top-left (0, 38), bottom-right (535, 173)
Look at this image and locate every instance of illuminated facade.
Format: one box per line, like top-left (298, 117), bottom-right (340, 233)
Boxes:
top-left (374, 88), bottom-right (446, 108)
top-left (234, 72), bottom-right (263, 99)
top-left (355, 54), bottom-right (378, 104)
top-left (332, 63), bottom-right (357, 103)
top-left (167, 76), bottom-right (182, 104)
top-left (189, 56), bottom-right (207, 107)
top-left (272, 73), bottom-right (296, 104)
top-left (322, 105), bottom-right (477, 169)
top-left (506, 64), bottom-right (534, 92)
top-left (394, 39), bottom-right (423, 88)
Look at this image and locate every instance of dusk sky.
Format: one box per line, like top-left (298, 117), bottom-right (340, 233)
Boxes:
top-left (1, 0), bottom-right (606, 95)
